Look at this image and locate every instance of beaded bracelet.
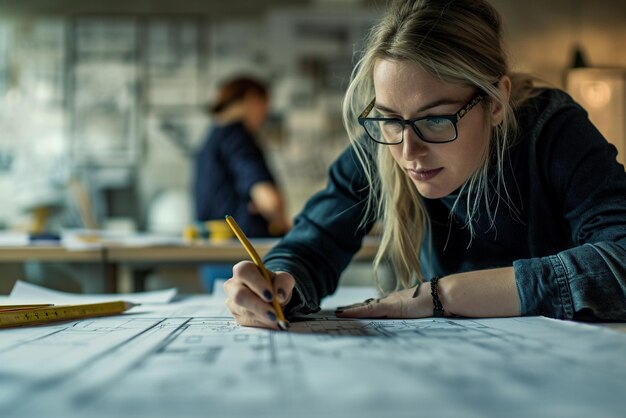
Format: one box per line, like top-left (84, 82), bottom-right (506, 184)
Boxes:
top-left (430, 276), bottom-right (444, 317)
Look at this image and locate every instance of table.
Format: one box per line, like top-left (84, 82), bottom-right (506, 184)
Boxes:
top-left (105, 237), bottom-right (378, 262)
top-left (105, 237), bottom-right (379, 292)
top-left (0, 246), bottom-right (109, 292)
top-left (0, 238), bottom-right (379, 293)
top-left (0, 246), bottom-right (101, 262)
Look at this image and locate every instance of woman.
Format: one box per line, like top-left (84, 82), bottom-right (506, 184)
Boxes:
top-left (193, 76), bottom-right (289, 238)
top-left (194, 77), bottom-right (290, 292)
top-left (224, 0), bottom-right (626, 329)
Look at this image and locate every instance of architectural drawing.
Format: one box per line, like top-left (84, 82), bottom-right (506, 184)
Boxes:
top-left (1, 297), bottom-right (625, 418)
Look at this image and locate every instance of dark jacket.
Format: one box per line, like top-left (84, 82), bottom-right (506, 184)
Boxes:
top-left (264, 89), bottom-right (626, 321)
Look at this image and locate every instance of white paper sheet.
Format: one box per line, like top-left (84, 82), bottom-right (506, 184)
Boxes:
top-left (60, 229), bottom-right (186, 251)
top-left (8, 280), bottom-right (177, 304)
top-left (0, 231), bottom-right (29, 246)
top-left (320, 286), bottom-right (378, 310)
top-left (0, 291), bottom-right (625, 418)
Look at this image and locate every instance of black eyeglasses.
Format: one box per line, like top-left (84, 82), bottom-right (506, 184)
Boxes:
top-left (357, 93), bottom-right (485, 145)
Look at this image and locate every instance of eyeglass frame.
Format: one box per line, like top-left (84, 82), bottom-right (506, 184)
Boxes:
top-left (357, 92), bottom-right (485, 145)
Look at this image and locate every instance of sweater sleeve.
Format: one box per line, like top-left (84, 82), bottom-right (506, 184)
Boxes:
top-left (263, 145), bottom-right (376, 315)
top-left (513, 104), bottom-right (626, 321)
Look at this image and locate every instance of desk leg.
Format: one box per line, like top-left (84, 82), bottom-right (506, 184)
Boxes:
top-left (103, 262), bottom-right (118, 293)
top-left (132, 268), bottom-right (152, 292)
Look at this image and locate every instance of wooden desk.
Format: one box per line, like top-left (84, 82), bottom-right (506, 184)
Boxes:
top-left (105, 237), bottom-right (379, 291)
top-left (105, 237), bottom-right (378, 263)
top-left (0, 246), bottom-right (111, 292)
top-left (0, 238), bottom-right (379, 293)
top-left (0, 246), bottom-right (101, 262)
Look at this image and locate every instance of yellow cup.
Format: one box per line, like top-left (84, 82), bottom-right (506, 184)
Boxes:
top-left (205, 220), bottom-right (234, 242)
top-left (183, 225), bottom-right (200, 242)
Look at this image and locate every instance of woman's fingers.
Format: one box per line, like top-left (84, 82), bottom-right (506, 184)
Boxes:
top-left (224, 261), bottom-right (297, 329)
top-left (224, 278), bottom-right (279, 329)
top-left (336, 298), bottom-right (392, 318)
top-left (231, 261), bottom-right (275, 303)
top-left (335, 289), bottom-right (420, 319)
top-left (272, 272), bottom-right (296, 305)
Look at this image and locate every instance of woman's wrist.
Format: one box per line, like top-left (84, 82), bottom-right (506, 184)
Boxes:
top-left (413, 280), bottom-right (440, 317)
top-left (431, 268), bottom-right (520, 318)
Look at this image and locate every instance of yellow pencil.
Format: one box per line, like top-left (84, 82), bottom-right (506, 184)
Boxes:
top-left (225, 215), bottom-right (289, 330)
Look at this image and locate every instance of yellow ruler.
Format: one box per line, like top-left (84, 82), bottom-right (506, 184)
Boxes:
top-left (0, 301), bottom-right (137, 329)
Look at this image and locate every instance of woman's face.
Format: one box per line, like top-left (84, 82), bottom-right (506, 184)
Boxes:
top-left (243, 93), bottom-right (269, 134)
top-left (372, 59), bottom-right (491, 199)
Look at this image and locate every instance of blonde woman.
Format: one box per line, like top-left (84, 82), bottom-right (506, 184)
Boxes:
top-left (224, 0), bottom-right (626, 329)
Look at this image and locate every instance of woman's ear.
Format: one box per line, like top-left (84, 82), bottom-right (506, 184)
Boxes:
top-left (490, 75), bottom-right (512, 126)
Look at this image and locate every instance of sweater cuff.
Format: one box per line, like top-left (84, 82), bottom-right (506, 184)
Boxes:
top-left (513, 254), bottom-right (574, 319)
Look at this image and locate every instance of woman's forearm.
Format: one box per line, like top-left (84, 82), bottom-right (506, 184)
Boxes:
top-left (438, 267), bottom-right (521, 317)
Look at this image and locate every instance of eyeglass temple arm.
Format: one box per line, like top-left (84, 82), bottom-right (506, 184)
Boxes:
top-left (359, 98), bottom-right (376, 119)
top-left (455, 93), bottom-right (484, 119)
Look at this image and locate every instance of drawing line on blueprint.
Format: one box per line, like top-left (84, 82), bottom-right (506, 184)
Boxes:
top-left (2, 315), bottom-right (626, 418)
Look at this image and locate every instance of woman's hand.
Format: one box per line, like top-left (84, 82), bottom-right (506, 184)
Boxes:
top-left (335, 267), bottom-right (520, 319)
top-left (224, 260), bottom-right (296, 329)
top-left (335, 282), bottom-right (434, 319)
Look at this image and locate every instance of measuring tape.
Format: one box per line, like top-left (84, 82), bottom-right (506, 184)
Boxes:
top-left (0, 301), bottom-right (133, 329)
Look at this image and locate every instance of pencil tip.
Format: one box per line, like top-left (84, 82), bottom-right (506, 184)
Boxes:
top-left (278, 320), bottom-right (290, 331)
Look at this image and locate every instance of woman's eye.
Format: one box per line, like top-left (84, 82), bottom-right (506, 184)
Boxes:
top-left (426, 117), bottom-right (448, 126)
top-left (382, 120), bottom-right (403, 131)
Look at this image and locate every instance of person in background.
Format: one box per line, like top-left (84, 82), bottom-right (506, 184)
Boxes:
top-left (223, 0), bottom-right (626, 329)
top-left (193, 76), bottom-right (290, 238)
top-left (193, 76), bottom-right (290, 292)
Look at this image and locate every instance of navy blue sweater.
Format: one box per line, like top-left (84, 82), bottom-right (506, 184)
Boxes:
top-left (193, 122), bottom-right (275, 237)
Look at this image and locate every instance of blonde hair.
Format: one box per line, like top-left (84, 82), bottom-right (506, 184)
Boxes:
top-left (342, 0), bottom-right (537, 290)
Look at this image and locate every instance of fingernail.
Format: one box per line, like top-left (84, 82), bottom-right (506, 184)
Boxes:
top-left (277, 288), bottom-right (286, 303)
top-left (340, 302), bottom-right (365, 310)
top-left (263, 290), bottom-right (273, 301)
top-left (267, 311), bottom-right (277, 321)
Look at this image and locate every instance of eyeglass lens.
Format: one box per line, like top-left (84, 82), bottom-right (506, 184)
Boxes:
top-left (363, 117), bottom-right (456, 144)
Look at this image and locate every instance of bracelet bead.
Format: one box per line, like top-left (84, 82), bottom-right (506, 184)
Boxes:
top-left (430, 276), bottom-right (444, 317)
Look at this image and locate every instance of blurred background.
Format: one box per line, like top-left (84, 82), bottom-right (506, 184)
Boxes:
top-left (0, 0), bottom-right (624, 293)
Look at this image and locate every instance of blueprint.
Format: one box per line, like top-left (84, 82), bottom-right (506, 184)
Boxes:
top-left (1, 291), bottom-right (626, 418)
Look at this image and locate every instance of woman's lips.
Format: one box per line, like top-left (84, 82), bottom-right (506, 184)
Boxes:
top-left (407, 167), bottom-right (443, 181)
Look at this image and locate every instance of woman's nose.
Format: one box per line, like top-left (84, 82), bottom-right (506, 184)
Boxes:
top-left (402, 126), bottom-right (429, 160)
